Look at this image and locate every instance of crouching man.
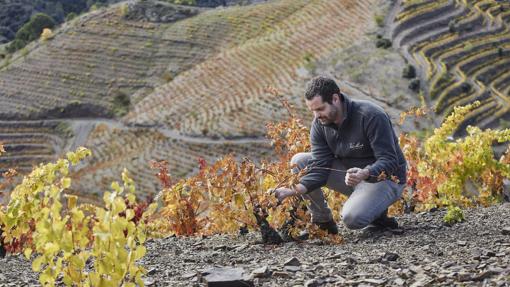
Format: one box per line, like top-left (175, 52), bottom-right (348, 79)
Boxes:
top-left (274, 76), bottom-right (407, 234)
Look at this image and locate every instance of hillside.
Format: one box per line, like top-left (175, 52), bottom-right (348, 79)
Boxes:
top-left (391, 0), bottom-right (510, 131)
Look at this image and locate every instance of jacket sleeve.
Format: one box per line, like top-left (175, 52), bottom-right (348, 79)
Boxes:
top-left (363, 112), bottom-right (399, 182)
top-left (299, 120), bottom-right (335, 192)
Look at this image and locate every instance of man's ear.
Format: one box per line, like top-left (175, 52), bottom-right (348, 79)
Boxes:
top-left (332, 93), bottom-right (341, 104)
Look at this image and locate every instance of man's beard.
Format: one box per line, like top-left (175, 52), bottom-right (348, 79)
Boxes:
top-left (319, 106), bottom-right (339, 125)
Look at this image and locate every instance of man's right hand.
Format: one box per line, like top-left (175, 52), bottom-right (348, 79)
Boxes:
top-left (272, 187), bottom-right (297, 202)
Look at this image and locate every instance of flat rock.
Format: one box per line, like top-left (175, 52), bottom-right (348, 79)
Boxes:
top-left (284, 257), bottom-right (301, 266)
top-left (250, 266), bottom-right (271, 278)
top-left (284, 265), bottom-right (301, 272)
top-left (199, 267), bottom-right (253, 287)
top-left (380, 252), bottom-right (399, 262)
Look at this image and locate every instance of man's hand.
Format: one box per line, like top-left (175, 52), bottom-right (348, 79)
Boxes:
top-left (345, 167), bottom-right (370, 187)
top-left (272, 184), bottom-right (308, 202)
top-left (272, 187), bottom-right (296, 202)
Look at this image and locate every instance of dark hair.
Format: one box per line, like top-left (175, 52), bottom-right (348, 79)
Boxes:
top-left (304, 76), bottom-right (340, 104)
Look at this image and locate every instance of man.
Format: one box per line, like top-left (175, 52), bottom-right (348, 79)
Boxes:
top-left (274, 76), bottom-right (407, 234)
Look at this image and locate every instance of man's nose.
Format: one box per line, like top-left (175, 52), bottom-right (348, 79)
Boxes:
top-left (313, 111), bottom-right (319, 118)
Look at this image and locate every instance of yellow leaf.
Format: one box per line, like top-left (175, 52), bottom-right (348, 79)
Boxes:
top-left (66, 194), bottom-right (77, 209)
top-left (135, 272), bottom-right (144, 287)
top-left (125, 209), bottom-right (134, 221)
top-left (61, 177), bottom-right (72, 189)
top-left (112, 197), bottom-right (127, 215)
top-left (127, 193), bottom-right (136, 204)
top-left (111, 181), bottom-right (122, 193)
top-left (44, 242), bottom-right (60, 255)
top-left (24, 248), bottom-right (32, 259)
top-left (63, 274), bottom-right (73, 286)
top-left (145, 203), bottom-right (158, 216)
top-left (134, 246), bottom-right (146, 260)
top-left (32, 256), bottom-right (45, 272)
top-left (233, 194), bottom-right (245, 207)
top-left (103, 192), bottom-right (113, 205)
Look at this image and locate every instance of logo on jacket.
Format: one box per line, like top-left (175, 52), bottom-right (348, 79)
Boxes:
top-left (349, 142), bottom-right (364, 150)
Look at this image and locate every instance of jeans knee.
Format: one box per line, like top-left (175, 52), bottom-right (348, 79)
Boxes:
top-left (341, 209), bottom-right (368, 230)
top-left (290, 152), bottom-right (311, 172)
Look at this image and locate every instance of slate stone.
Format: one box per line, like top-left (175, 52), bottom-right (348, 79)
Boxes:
top-left (199, 267), bottom-right (253, 287)
top-left (284, 265), bottom-right (301, 272)
top-left (380, 252), bottom-right (399, 262)
top-left (284, 257), bottom-right (301, 266)
top-left (250, 266), bottom-right (271, 278)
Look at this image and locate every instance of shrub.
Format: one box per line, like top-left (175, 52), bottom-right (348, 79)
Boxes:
top-left (7, 13), bottom-right (55, 52)
top-left (0, 148), bottom-right (156, 286)
top-left (374, 14), bottom-right (385, 27)
top-left (400, 101), bottom-right (510, 223)
top-left (460, 82), bottom-right (471, 93)
top-left (40, 28), bottom-right (54, 41)
top-left (448, 20), bottom-right (456, 33)
top-left (408, 78), bottom-right (420, 92)
top-left (375, 38), bottom-right (392, 49)
top-left (65, 12), bottom-right (77, 21)
top-left (402, 64), bottom-right (416, 79)
top-left (113, 92), bottom-right (131, 117)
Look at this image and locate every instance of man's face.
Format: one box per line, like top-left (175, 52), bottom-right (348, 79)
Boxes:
top-left (305, 94), bottom-right (340, 125)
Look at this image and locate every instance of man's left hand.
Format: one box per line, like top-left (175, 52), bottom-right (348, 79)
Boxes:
top-left (345, 167), bottom-right (370, 187)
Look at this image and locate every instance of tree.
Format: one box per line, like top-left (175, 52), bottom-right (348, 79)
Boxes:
top-left (7, 13), bottom-right (55, 52)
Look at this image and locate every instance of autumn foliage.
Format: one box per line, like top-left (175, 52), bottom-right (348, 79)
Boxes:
top-left (400, 101), bottom-right (510, 223)
top-left (151, 87), bottom-right (343, 242)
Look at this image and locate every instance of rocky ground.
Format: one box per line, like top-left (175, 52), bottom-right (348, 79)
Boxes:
top-left (1, 203), bottom-right (510, 286)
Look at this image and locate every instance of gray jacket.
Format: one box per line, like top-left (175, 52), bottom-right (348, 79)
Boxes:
top-left (299, 93), bottom-right (407, 192)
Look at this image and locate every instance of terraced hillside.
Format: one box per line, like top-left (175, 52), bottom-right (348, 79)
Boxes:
top-left (68, 123), bottom-right (272, 201)
top-left (0, 0), bottom-right (384, 199)
top-left (0, 1), bottom-right (307, 119)
top-left (0, 120), bottom-right (66, 173)
top-left (125, 0), bottom-right (378, 137)
top-left (391, 0), bottom-right (510, 130)
top-left (72, 0), bottom-right (380, 197)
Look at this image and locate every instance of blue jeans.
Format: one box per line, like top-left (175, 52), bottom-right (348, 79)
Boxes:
top-left (291, 152), bottom-right (405, 229)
